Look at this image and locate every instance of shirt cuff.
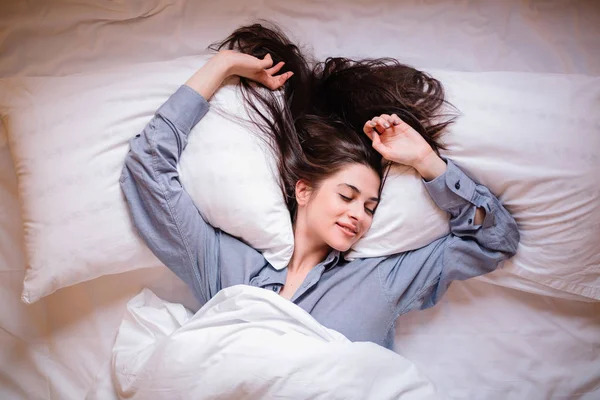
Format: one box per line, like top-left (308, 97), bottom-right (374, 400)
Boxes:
top-left (156, 85), bottom-right (210, 134)
top-left (423, 158), bottom-right (477, 212)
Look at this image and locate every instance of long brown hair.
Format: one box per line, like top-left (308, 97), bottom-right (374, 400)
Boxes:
top-left (210, 21), bottom-right (455, 219)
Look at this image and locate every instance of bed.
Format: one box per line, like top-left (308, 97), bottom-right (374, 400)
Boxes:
top-left (1, 0), bottom-right (599, 399)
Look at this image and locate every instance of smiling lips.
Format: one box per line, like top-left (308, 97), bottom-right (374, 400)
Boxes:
top-left (336, 222), bottom-right (358, 237)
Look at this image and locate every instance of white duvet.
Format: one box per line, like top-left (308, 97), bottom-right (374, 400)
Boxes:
top-left (88, 286), bottom-right (438, 400)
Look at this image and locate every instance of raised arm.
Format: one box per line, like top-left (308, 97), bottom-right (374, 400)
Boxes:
top-left (120, 52), bottom-right (293, 303)
top-left (363, 114), bottom-right (520, 313)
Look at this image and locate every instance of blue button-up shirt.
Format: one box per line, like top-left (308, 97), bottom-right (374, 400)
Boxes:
top-left (120, 85), bottom-right (520, 349)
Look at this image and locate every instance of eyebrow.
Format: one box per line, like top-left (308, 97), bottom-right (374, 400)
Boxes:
top-left (338, 183), bottom-right (379, 202)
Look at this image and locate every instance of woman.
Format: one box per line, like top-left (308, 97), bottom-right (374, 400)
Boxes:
top-left (120, 24), bottom-right (519, 350)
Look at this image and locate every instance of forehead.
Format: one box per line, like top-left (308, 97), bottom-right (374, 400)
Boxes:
top-left (326, 164), bottom-right (380, 198)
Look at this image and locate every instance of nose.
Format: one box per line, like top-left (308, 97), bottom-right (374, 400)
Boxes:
top-left (347, 202), bottom-right (364, 222)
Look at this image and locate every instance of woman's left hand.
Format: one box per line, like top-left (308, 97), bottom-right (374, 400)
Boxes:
top-left (362, 114), bottom-right (433, 166)
top-left (363, 114), bottom-right (447, 181)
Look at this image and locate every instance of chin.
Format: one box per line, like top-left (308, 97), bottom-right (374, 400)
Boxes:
top-left (327, 236), bottom-right (358, 253)
top-left (330, 243), bottom-right (352, 253)
top-left (325, 226), bottom-right (362, 252)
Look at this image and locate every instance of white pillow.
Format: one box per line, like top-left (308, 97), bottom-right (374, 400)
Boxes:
top-left (2, 55), bottom-right (598, 303)
top-left (348, 70), bottom-right (600, 301)
top-left (0, 55), bottom-right (293, 304)
top-left (178, 79), bottom-right (293, 268)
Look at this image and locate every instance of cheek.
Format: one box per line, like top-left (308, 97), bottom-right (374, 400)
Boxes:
top-left (314, 194), bottom-right (343, 218)
top-left (359, 218), bottom-right (374, 237)
top-left (308, 196), bottom-right (343, 236)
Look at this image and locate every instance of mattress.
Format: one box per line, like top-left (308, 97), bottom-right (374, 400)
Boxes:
top-left (1, 0), bottom-right (599, 399)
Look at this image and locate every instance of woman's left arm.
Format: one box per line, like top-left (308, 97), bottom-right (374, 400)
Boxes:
top-left (364, 114), bottom-right (520, 313)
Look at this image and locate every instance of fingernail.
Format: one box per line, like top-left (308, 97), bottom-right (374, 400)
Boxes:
top-left (384, 123), bottom-right (390, 128)
top-left (369, 121), bottom-right (376, 127)
top-left (393, 121), bottom-right (400, 125)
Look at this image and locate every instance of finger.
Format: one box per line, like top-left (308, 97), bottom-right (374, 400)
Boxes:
top-left (363, 120), bottom-right (377, 139)
top-left (266, 61), bottom-right (285, 75)
top-left (388, 113), bottom-right (412, 133)
top-left (276, 71), bottom-right (294, 87)
top-left (372, 116), bottom-right (391, 133)
top-left (371, 132), bottom-right (390, 158)
top-left (375, 116), bottom-right (392, 129)
top-left (379, 114), bottom-right (394, 126)
top-left (261, 53), bottom-right (274, 68)
top-left (265, 71), bottom-right (294, 90)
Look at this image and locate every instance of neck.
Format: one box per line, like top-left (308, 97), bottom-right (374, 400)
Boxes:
top-left (289, 215), bottom-right (330, 274)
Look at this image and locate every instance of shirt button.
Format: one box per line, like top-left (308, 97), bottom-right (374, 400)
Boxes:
top-left (135, 134), bottom-right (141, 138)
top-left (455, 181), bottom-right (461, 190)
top-left (272, 286), bottom-right (277, 292)
top-left (468, 218), bottom-right (473, 224)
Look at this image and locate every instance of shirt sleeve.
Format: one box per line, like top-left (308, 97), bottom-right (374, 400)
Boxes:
top-left (119, 85), bottom-right (253, 304)
top-left (377, 159), bottom-right (520, 315)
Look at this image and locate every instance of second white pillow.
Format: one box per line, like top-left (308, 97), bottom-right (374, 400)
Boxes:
top-left (348, 70), bottom-right (600, 301)
top-left (0, 55), bottom-right (293, 304)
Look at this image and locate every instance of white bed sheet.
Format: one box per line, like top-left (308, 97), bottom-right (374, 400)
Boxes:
top-left (1, 0), bottom-right (600, 77)
top-left (1, 0), bottom-right (599, 399)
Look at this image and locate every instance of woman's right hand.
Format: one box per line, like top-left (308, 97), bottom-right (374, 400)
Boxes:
top-left (217, 50), bottom-right (294, 90)
top-left (186, 51), bottom-right (293, 100)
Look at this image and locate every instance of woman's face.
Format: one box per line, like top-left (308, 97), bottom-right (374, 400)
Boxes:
top-left (299, 163), bottom-right (381, 252)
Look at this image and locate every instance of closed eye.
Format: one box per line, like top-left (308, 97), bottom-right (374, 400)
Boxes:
top-left (340, 194), bottom-right (375, 216)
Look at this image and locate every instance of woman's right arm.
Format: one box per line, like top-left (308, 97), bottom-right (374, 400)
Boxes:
top-left (119, 82), bottom-right (220, 304)
top-left (120, 53), bottom-right (293, 303)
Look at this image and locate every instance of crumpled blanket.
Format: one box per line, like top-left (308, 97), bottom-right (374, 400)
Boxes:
top-left (87, 285), bottom-right (439, 399)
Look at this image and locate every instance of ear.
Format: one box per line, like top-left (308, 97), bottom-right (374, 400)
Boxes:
top-left (295, 179), bottom-right (313, 207)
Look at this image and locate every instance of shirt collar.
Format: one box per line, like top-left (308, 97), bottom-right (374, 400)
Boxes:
top-left (262, 249), bottom-right (342, 287)
top-left (323, 250), bottom-right (341, 270)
